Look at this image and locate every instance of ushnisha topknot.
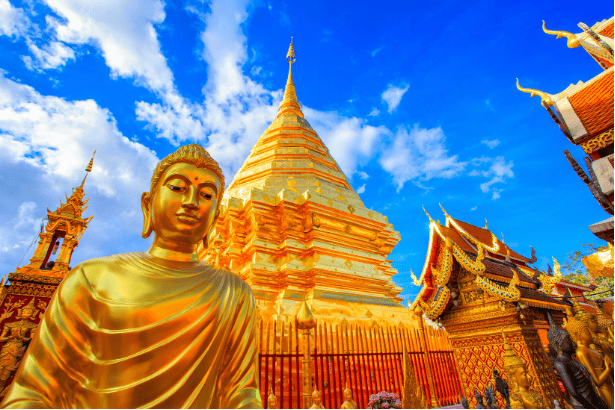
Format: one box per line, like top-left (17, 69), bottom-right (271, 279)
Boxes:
top-left (150, 144), bottom-right (225, 201)
top-left (547, 311), bottom-right (570, 348)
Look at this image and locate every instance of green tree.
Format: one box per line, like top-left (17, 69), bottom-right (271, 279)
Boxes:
top-left (560, 243), bottom-right (613, 301)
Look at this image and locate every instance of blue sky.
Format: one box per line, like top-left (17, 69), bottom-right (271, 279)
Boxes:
top-left (0, 0), bottom-right (612, 302)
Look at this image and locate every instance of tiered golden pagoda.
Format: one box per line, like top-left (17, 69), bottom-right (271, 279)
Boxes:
top-left (203, 41), bottom-right (414, 326)
top-left (0, 153), bottom-right (95, 398)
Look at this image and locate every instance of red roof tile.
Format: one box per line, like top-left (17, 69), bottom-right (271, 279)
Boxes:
top-left (569, 70), bottom-right (614, 137)
top-left (598, 20), bottom-right (614, 38)
top-left (449, 219), bottom-right (533, 263)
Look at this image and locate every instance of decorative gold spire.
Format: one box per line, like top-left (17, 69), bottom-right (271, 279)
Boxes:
top-left (278, 38), bottom-right (304, 118)
top-left (516, 78), bottom-right (553, 107)
top-left (296, 300), bottom-right (316, 329)
top-left (422, 205), bottom-right (435, 224)
top-left (542, 20), bottom-right (580, 48)
top-left (80, 150), bottom-right (96, 188)
top-left (502, 330), bottom-right (525, 370)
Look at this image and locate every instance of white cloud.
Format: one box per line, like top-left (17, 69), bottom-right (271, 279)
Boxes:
top-left (371, 46), bottom-right (384, 57)
top-left (0, 74), bottom-right (158, 274)
top-left (470, 156), bottom-right (514, 200)
top-left (481, 139), bottom-right (500, 149)
top-left (368, 107), bottom-right (380, 116)
top-left (357, 171), bottom-right (369, 180)
top-left (471, 206), bottom-right (478, 211)
top-left (381, 83), bottom-right (409, 113)
top-left (356, 184), bottom-right (366, 194)
top-left (45, 0), bottom-right (173, 92)
top-left (0, 0), bottom-right (27, 37)
top-left (23, 40), bottom-right (75, 70)
top-left (379, 125), bottom-right (467, 191)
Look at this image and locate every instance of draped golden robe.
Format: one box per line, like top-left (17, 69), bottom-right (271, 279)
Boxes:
top-left (1, 252), bottom-right (262, 409)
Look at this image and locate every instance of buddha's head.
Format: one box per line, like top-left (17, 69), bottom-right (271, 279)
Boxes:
top-left (312, 388), bottom-right (322, 404)
top-left (17, 299), bottom-right (37, 321)
top-left (587, 314), bottom-right (600, 333)
top-left (343, 385), bottom-right (352, 402)
top-left (548, 314), bottom-right (576, 355)
top-left (267, 387), bottom-right (277, 408)
top-left (510, 364), bottom-right (530, 391)
top-left (566, 315), bottom-right (592, 346)
top-left (142, 144), bottom-right (225, 249)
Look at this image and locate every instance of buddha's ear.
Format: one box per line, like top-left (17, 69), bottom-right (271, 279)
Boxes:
top-left (202, 207), bottom-right (221, 249)
top-left (141, 192), bottom-right (153, 239)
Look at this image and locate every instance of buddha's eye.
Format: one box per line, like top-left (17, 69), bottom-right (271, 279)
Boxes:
top-left (166, 180), bottom-right (186, 192)
top-left (201, 191), bottom-right (213, 200)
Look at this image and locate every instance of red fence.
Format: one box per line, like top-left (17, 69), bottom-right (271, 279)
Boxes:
top-left (258, 319), bottom-right (462, 408)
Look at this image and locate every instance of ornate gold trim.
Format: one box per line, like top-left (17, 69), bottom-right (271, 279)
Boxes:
top-left (581, 128), bottom-right (614, 154)
top-left (475, 268), bottom-right (521, 302)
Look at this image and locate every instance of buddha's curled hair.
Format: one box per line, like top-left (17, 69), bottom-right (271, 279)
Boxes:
top-left (150, 144), bottom-right (225, 200)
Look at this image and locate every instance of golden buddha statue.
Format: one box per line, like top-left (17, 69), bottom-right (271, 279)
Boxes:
top-left (588, 313), bottom-right (614, 364)
top-left (566, 314), bottom-right (614, 408)
top-left (340, 381), bottom-right (357, 409)
top-left (0, 299), bottom-right (39, 395)
top-left (1, 144), bottom-right (262, 409)
top-left (267, 387), bottom-right (277, 409)
top-left (309, 389), bottom-right (324, 409)
top-left (501, 332), bottom-right (545, 409)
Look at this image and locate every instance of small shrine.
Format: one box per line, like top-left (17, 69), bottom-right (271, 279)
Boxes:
top-left (203, 41), bottom-right (415, 326)
top-left (411, 205), bottom-right (567, 408)
top-left (0, 153), bottom-right (95, 397)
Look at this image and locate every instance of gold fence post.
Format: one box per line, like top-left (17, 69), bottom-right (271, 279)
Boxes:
top-left (414, 306), bottom-right (440, 408)
top-left (296, 301), bottom-right (316, 409)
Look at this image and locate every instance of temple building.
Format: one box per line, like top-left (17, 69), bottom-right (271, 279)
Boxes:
top-left (517, 17), bottom-right (614, 244)
top-left (410, 206), bottom-right (567, 408)
top-left (203, 42), bottom-right (415, 326)
top-left (0, 154), bottom-right (95, 398)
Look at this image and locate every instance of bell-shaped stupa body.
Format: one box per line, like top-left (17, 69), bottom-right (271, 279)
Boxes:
top-left (205, 41), bottom-right (413, 325)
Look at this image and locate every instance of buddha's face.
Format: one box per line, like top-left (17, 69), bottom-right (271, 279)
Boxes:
top-left (20, 308), bottom-right (35, 320)
top-left (580, 327), bottom-right (593, 345)
top-left (588, 316), bottom-right (599, 333)
top-left (513, 365), bottom-right (530, 390)
top-left (145, 163), bottom-right (220, 245)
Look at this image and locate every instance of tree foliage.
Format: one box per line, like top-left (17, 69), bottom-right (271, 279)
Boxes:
top-left (560, 243), bottom-right (613, 301)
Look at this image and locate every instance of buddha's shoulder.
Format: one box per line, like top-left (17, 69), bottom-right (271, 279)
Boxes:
top-left (210, 266), bottom-right (253, 294)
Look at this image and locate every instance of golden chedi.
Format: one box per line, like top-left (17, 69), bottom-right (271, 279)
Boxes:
top-left (502, 331), bottom-right (545, 409)
top-left (565, 313), bottom-right (614, 408)
top-left (203, 40), bottom-right (414, 327)
top-left (1, 144), bottom-right (262, 408)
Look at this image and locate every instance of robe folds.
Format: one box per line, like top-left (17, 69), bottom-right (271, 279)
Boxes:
top-left (1, 252), bottom-right (262, 409)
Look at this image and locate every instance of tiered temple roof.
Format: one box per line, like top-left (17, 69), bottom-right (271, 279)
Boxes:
top-left (411, 206), bottom-right (568, 319)
top-left (205, 42), bottom-right (414, 325)
top-left (518, 17), bottom-right (614, 244)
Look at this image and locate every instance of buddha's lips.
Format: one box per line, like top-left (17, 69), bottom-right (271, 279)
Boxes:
top-left (176, 212), bottom-right (199, 220)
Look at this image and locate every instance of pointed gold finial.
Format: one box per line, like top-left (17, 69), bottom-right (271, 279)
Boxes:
top-left (542, 20), bottom-right (580, 48)
top-left (484, 218), bottom-right (488, 229)
top-left (438, 202), bottom-right (450, 220)
top-left (422, 205), bottom-right (434, 224)
top-left (411, 269), bottom-right (421, 286)
top-left (286, 37), bottom-right (295, 64)
top-left (516, 78), bottom-right (553, 107)
top-left (296, 300), bottom-right (316, 329)
top-left (278, 38), bottom-right (303, 118)
top-left (80, 150), bottom-right (97, 188)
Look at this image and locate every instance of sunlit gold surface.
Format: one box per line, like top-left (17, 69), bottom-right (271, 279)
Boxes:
top-left (542, 20), bottom-right (581, 48)
top-left (582, 243), bottom-right (614, 278)
top-left (203, 41), bottom-right (415, 327)
top-left (516, 78), bottom-right (554, 107)
top-left (565, 312), bottom-right (614, 407)
top-left (502, 331), bottom-right (545, 409)
top-left (2, 145), bottom-right (262, 408)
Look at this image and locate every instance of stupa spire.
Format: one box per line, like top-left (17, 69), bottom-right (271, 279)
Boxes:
top-left (80, 150), bottom-right (96, 188)
top-left (277, 38), bottom-right (304, 118)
